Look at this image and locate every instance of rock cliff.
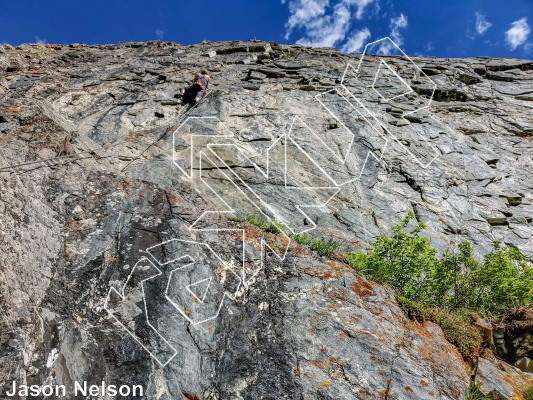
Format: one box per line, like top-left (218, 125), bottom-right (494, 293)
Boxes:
top-left (0, 39), bottom-right (532, 399)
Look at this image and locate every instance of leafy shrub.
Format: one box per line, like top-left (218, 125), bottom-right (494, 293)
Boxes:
top-left (428, 240), bottom-right (480, 309)
top-left (476, 242), bottom-right (533, 312)
top-left (345, 212), bottom-right (440, 300)
top-left (346, 212), bottom-right (533, 314)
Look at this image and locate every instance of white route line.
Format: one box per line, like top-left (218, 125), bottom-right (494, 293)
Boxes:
top-left (340, 37), bottom-right (440, 169)
top-left (162, 239), bottom-right (242, 325)
top-left (106, 37), bottom-right (443, 366)
top-left (105, 256), bottom-right (193, 366)
top-left (372, 59), bottom-right (414, 102)
top-left (186, 277), bottom-right (212, 304)
top-left (194, 145), bottom-right (337, 284)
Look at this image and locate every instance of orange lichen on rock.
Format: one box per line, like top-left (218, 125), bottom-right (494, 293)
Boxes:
top-left (327, 289), bottom-right (348, 301)
top-left (121, 179), bottom-right (133, 189)
top-left (291, 243), bottom-right (309, 255)
top-left (168, 193), bottom-right (178, 204)
top-left (348, 313), bottom-right (362, 325)
top-left (471, 314), bottom-right (493, 348)
top-left (311, 359), bottom-right (330, 369)
top-left (302, 262), bottom-right (348, 280)
top-left (0, 106), bottom-right (20, 113)
top-left (244, 225), bottom-right (261, 241)
top-left (229, 230), bottom-right (245, 242)
top-left (476, 357), bottom-right (533, 400)
top-left (370, 355), bottom-right (383, 365)
top-left (351, 278), bottom-right (374, 297)
top-left (402, 318), bottom-right (470, 395)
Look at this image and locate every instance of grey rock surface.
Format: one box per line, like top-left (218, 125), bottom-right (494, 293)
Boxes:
top-left (0, 40), bottom-right (532, 399)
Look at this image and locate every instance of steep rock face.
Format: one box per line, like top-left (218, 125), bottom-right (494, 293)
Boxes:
top-left (0, 40), bottom-right (532, 399)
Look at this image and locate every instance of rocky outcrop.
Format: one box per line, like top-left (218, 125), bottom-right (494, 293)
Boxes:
top-left (0, 40), bottom-right (532, 399)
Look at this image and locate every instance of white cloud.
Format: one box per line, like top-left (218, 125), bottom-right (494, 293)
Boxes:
top-left (378, 13), bottom-right (408, 55)
top-left (505, 18), bottom-right (530, 50)
top-left (343, 0), bottom-right (375, 20)
top-left (341, 27), bottom-right (371, 53)
top-left (475, 12), bottom-right (492, 36)
top-left (35, 35), bottom-right (47, 44)
top-left (283, 0), bottom-right (375, 48)
top-left (155, 29), bottom-right (164, 40)
top-left (295, 3), bottom-right (352, 48)
top-left (284, 0), bottom-right (330, 40)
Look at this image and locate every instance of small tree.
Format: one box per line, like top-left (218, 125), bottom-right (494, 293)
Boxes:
top-left (346, 212), bottom-right (440, 300)
top-left (475, 241), bottom-right (533, 312)
top-left (427, 241), bottom-right (481, 309)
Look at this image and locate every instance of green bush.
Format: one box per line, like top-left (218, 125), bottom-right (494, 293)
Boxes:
top-left (477, 242), bottom-right (533, 312)
top-left (428, 240), bottom-right (480, 309)
top-left (346, 212), bottom-right (533, 315)
top-left (345, 212), bottom-right (440, 300)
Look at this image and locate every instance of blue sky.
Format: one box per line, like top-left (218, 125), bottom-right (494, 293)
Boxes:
top-left (0, 0), bottom-right (531, 58)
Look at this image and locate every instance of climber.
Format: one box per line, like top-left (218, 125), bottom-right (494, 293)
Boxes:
top-left (180, 70), bottom-right (210, 104)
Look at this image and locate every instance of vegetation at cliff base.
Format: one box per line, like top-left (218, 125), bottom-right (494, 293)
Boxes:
top-left (346, 212), bottom-right (533, 314)
top-left (345, 212), bottom-right (533, 358)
